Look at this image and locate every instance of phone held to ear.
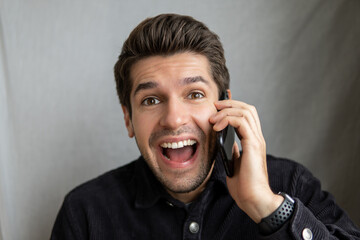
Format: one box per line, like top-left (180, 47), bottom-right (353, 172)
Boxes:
top-left (217, 91), bottom-right (235, 177)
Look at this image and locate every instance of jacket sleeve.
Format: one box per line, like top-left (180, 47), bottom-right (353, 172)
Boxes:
top-left (259, 162), bottom-right (360, 239)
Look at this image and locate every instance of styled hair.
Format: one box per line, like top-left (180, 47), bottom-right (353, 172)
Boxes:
top-left (114, 13), bottom-right (230, 116)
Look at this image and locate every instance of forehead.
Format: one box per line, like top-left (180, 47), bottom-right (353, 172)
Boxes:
top-left (130, 52), bottom-right (216, 92)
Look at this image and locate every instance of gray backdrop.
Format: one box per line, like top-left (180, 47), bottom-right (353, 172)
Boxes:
top-left (0, 0), bottom-right (359, 239)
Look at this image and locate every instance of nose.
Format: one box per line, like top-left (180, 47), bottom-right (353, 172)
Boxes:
top-left (159, 98), bottom-right (190, 130)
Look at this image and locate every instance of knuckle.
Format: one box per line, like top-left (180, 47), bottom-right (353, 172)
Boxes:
top-left (250, 105), bottom-right (257, 113)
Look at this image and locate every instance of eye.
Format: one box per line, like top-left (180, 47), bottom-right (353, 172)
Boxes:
top-left (142, 97), bottom-right (160, 106)
top-left (188, 92), bottom-right (205, 100)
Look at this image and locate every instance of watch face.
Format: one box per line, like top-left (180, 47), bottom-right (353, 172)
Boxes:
top-left (279, 192), bottom-right (295, 204)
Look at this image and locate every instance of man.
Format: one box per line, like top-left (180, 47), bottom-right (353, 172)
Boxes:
top-left (51, 14), bottom-right (360, 239)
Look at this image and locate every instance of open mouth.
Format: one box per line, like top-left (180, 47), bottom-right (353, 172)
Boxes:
top-left (160, 139), bottom-right (198, 163)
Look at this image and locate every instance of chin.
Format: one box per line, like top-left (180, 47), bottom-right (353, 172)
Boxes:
top-left (154, 154), bottom-right (213, 194)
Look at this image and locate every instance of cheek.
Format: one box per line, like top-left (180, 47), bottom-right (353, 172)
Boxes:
top-left (132, 115), bottom-right (155, 143)
top-left (192, 103), bottom-right (217, 133)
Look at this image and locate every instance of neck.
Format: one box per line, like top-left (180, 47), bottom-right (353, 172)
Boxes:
top-left (167, 162), bottom-right (215, 203)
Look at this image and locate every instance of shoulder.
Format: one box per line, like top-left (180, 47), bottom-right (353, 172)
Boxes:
top-left (266, 154), bottom-right (313, 194)
top-left (266, 154), bottom-right (308, 174)
top-left (52, 159), bottom-right (145, 237)
top-left (63, 159), bottom-right (140, 207)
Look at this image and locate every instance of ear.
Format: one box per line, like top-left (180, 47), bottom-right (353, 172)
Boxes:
top-left (226, 89), bottom-right (232, 99)
top-left (121, 105), bottom-right (134, 138)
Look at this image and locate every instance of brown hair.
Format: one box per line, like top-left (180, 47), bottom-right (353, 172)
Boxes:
top-left (114, 13), bottom-right (230, 116)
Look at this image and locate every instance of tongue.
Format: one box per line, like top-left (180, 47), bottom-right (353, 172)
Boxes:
top-left (164, 146), bottom-right (194, 162)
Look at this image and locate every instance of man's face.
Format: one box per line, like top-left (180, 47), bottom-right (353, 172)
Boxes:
top-left (123, 52), bottom-right (219, 198)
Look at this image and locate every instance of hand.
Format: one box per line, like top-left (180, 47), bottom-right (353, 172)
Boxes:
top-left (209, 98), bottom-right (283, 223)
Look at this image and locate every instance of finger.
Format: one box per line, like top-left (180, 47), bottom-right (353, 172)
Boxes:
top-left (210, 108), bottom-right (258, 134)
top-left (247, 105), bottom-right (264, 139)
top-left (210, 107), bottom-right (259, 139)
top-left (217, 100), bottom-right (262, 133)
top-left (210, 107), bottom-right (244, 123)
top-left (213, 115), bottom-right (256, 142)
top-left (214, 99), bottom-right (249, 111)
top-left (215, 100), bottom-right (263, 138)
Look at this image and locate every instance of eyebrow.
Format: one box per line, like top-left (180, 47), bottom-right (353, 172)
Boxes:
top-left (133, 76), bottom-right (210, 96)
top-left (133, 81), bottom-right (159, 96)
top-left (181, 76), bottom-right (210, 86)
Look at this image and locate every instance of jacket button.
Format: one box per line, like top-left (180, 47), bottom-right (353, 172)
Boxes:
top-left (189, 222), bottom-right (199, 234)
top-left (302, 228), bottom-right (313, 240)
top-left (166, 201), bottom-right (174, 207)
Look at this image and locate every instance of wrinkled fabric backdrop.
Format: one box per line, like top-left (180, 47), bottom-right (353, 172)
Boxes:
top-left (0, 0), bottom-right (359, 239)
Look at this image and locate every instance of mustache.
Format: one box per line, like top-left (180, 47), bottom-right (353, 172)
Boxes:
top-left (149, 126), bottom-right (205, 145)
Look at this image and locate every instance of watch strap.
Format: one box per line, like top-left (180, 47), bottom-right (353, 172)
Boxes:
top-left (258, 192), bottom-right (295, 235)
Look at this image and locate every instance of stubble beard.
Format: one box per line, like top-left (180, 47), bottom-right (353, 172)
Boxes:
top-left (135, 127), bottom-right (218, 195)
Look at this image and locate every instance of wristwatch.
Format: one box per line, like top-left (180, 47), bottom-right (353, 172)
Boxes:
top-left (258, 192), bottom-right (295, 235)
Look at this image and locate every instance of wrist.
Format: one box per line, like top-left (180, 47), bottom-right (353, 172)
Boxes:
top-left (258, 192), bottom-right (295, 234)
top-left (256, 193), bottom-right (284, 223)
top-left (241, 191), bottom-right (284, 223)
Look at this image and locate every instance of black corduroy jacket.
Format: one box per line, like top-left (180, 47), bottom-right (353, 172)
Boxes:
top-left (51, 154), bottom-right (360, 239)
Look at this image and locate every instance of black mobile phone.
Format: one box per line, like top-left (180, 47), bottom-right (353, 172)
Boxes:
top-left (217, 91), bottom-right (235, 177)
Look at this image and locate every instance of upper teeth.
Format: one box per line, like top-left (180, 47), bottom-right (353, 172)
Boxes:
top-left (160, 139), bottom-right (197, 149)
